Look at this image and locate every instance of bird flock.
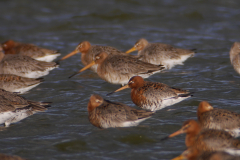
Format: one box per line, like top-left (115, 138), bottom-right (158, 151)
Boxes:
top-left (0, 39), bottom-right (240, 159)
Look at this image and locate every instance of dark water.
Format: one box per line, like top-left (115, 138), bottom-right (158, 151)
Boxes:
top-left (0, 0), bottom-right (240, 159)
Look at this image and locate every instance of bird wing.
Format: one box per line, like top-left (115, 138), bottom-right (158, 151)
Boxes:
top-left (142, 43), bottom-right (194, 60)
top-left (104, 55), bottom-right (163, 75)
top-left (142, 82), bottom-right (178, 101)
top-left (0, 55), bottom-right (57, 73)
top-left (98, 101), bottom-right (138, 122)
top-left (204, 109), bottom-right (240, 129)
top-left (0, 89), bottom-right (28, 105)
top-left (199, 130), bottom-right (237, 149)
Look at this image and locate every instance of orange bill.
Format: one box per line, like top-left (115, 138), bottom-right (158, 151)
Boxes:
top-left (106, 84), bottom-right (130, 96)
top-left (69, 61), bottom-right (96, 78)
top-left (125, 47), bottom-right (136, 54)
top-left (59, 50), bottom-right (79, 61)
top-left (161, 128), bottom-right (185, 141)
top-left (168, 128), bottom-right (185, 138)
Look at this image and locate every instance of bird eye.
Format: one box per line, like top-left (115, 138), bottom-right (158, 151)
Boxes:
top-left (184, 124), bottom-right (190, 129)
top-left (96, 99), bottom-right (100, 103)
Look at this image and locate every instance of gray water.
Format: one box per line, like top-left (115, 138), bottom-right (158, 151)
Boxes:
top-left (0, 0), bottom-right (240, 159)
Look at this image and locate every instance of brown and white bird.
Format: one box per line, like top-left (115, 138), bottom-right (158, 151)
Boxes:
top-left (0, 74), bottom-right (43, 94)
top-left (2, 40), bottom-right (60, 62)
top-left (197, 101), bottom-right (240, 138)
top-left (108, 76), bottom-right (192, 111)
top-left (126, 38), bottom-right (195, 69)
top-left (87, 94), bottom-right (154, 129)
top-left (0, 52), bottom-right (58, 78)
top-left (0, 89), bottom-right (51, 127)
top-left (172, 147), bottom-right (240, 160)
top-left (162, 120), bottom-right (240, 153)
top-left (58, 41), bottom-right (122, 72)
top-left (229, 42), bottom-right (240, 74)
top-left (69, 52), bottom-right (165, 85)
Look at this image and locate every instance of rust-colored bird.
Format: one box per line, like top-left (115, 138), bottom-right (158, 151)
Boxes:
top-left (229, 42), bottom-right (240, 74)
top-left (172, 147), bottom-right (240, 160)
top-left (58, 41), bottom-right (122, 72)
top-left (0, 74), bottom-right (43, 94)
top-left (126, 38), bottom-right (195, 69)
top-left (0, 52), bottom-right (58, 78)
top-left (108, 76), bottom-right (192, 111)
top-left (0, 89), bottom-right (51, 127)
top-left (197, 101), bottom-right (240, 138)
top-left (2, 40), bottom-right (60, 62)
top-left (162, 119), bottom-right (240, 152)
top-left (69, 52), bottom-right (165, 85)
top-left (87, 94), bottom-right (154, 129)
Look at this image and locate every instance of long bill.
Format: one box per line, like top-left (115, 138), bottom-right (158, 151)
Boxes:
top-left (106, 84), bottom-right (130, 96)
top-left (125, 47), bottom-right (136, 54)
top-left (68, 61), bottom-right (96, 78)
top-left (58, 50), bottom-right (79, 62)
top-left (160, 128), bottom-right (185, 141)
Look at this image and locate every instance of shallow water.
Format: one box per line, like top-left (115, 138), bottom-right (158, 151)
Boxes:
top-left (0, 0), bottom-right (240, 159)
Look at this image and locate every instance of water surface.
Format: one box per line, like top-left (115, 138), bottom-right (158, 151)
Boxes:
top-left (0, 0), bottom-right (240, 159)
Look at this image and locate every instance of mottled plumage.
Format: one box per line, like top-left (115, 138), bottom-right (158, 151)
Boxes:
top-left (109, 76), bottom-right (192, 111)
top-left (70, 52), bottom-right (165, 85)
top-left (0, 89), bottom-right (51, 127)
top-left (172, 147), bottom-right (240, 160)
top-left (197, 101), bottom-right (240, 138)
top-left (164, 120), bottom-right (240, 153)
top-left (87, 94), bottom-right (154, 129)
top-left (0, 74), bottom-right (43, 94)
top-left (229, 42), bottom-right (240, 74)
top-left (58, 41), bottom-right (122, 72)
top-left (126, 38), bottom-right (195, 69)
top-left (2, 40), bottom-right (60, 62)
top-left (0, 54), bottom-right (58, 78)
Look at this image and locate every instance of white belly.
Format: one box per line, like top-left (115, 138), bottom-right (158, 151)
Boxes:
top-left (0, 109), bottom-right (31, 127)
top-left (162, 54), bottom-right (193, 69)
top-left (35, 54), bottom-right (61, 62)
top-left (142, 96), bottom-right (191, 111)
top-left (100, 117), bottom-right (150, 128)
top-left (121, 117), bottom-right (150, 127)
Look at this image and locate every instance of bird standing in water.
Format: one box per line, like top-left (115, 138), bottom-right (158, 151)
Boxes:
top-left (0, 74), bottom-right (43, 94)
top-left (0, 89), bottom-right (51, 127)
top-left (126, 38), bottom-right (195, 69)
top-left (69, 52), bottom-right (165, 86)
top-left (162, 120), bottom-right (240, 153)
top-left (2, 40), bottom-right (60, 62)
top-left (197, 101), bottom-right (240, 137)
top-left (172, 147), bottom-right (240, 160)
top-left (108, 76), bottom-right (192, 111)
top-left (0, 52), bottom-right (58, 78)
top-left (87, 94), bottom-right (154, 129)
top-left (58, 41), bottom-right (122, 72)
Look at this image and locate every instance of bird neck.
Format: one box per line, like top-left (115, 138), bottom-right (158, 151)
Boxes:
top-left (185, 127), bottom-right (201, 147)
